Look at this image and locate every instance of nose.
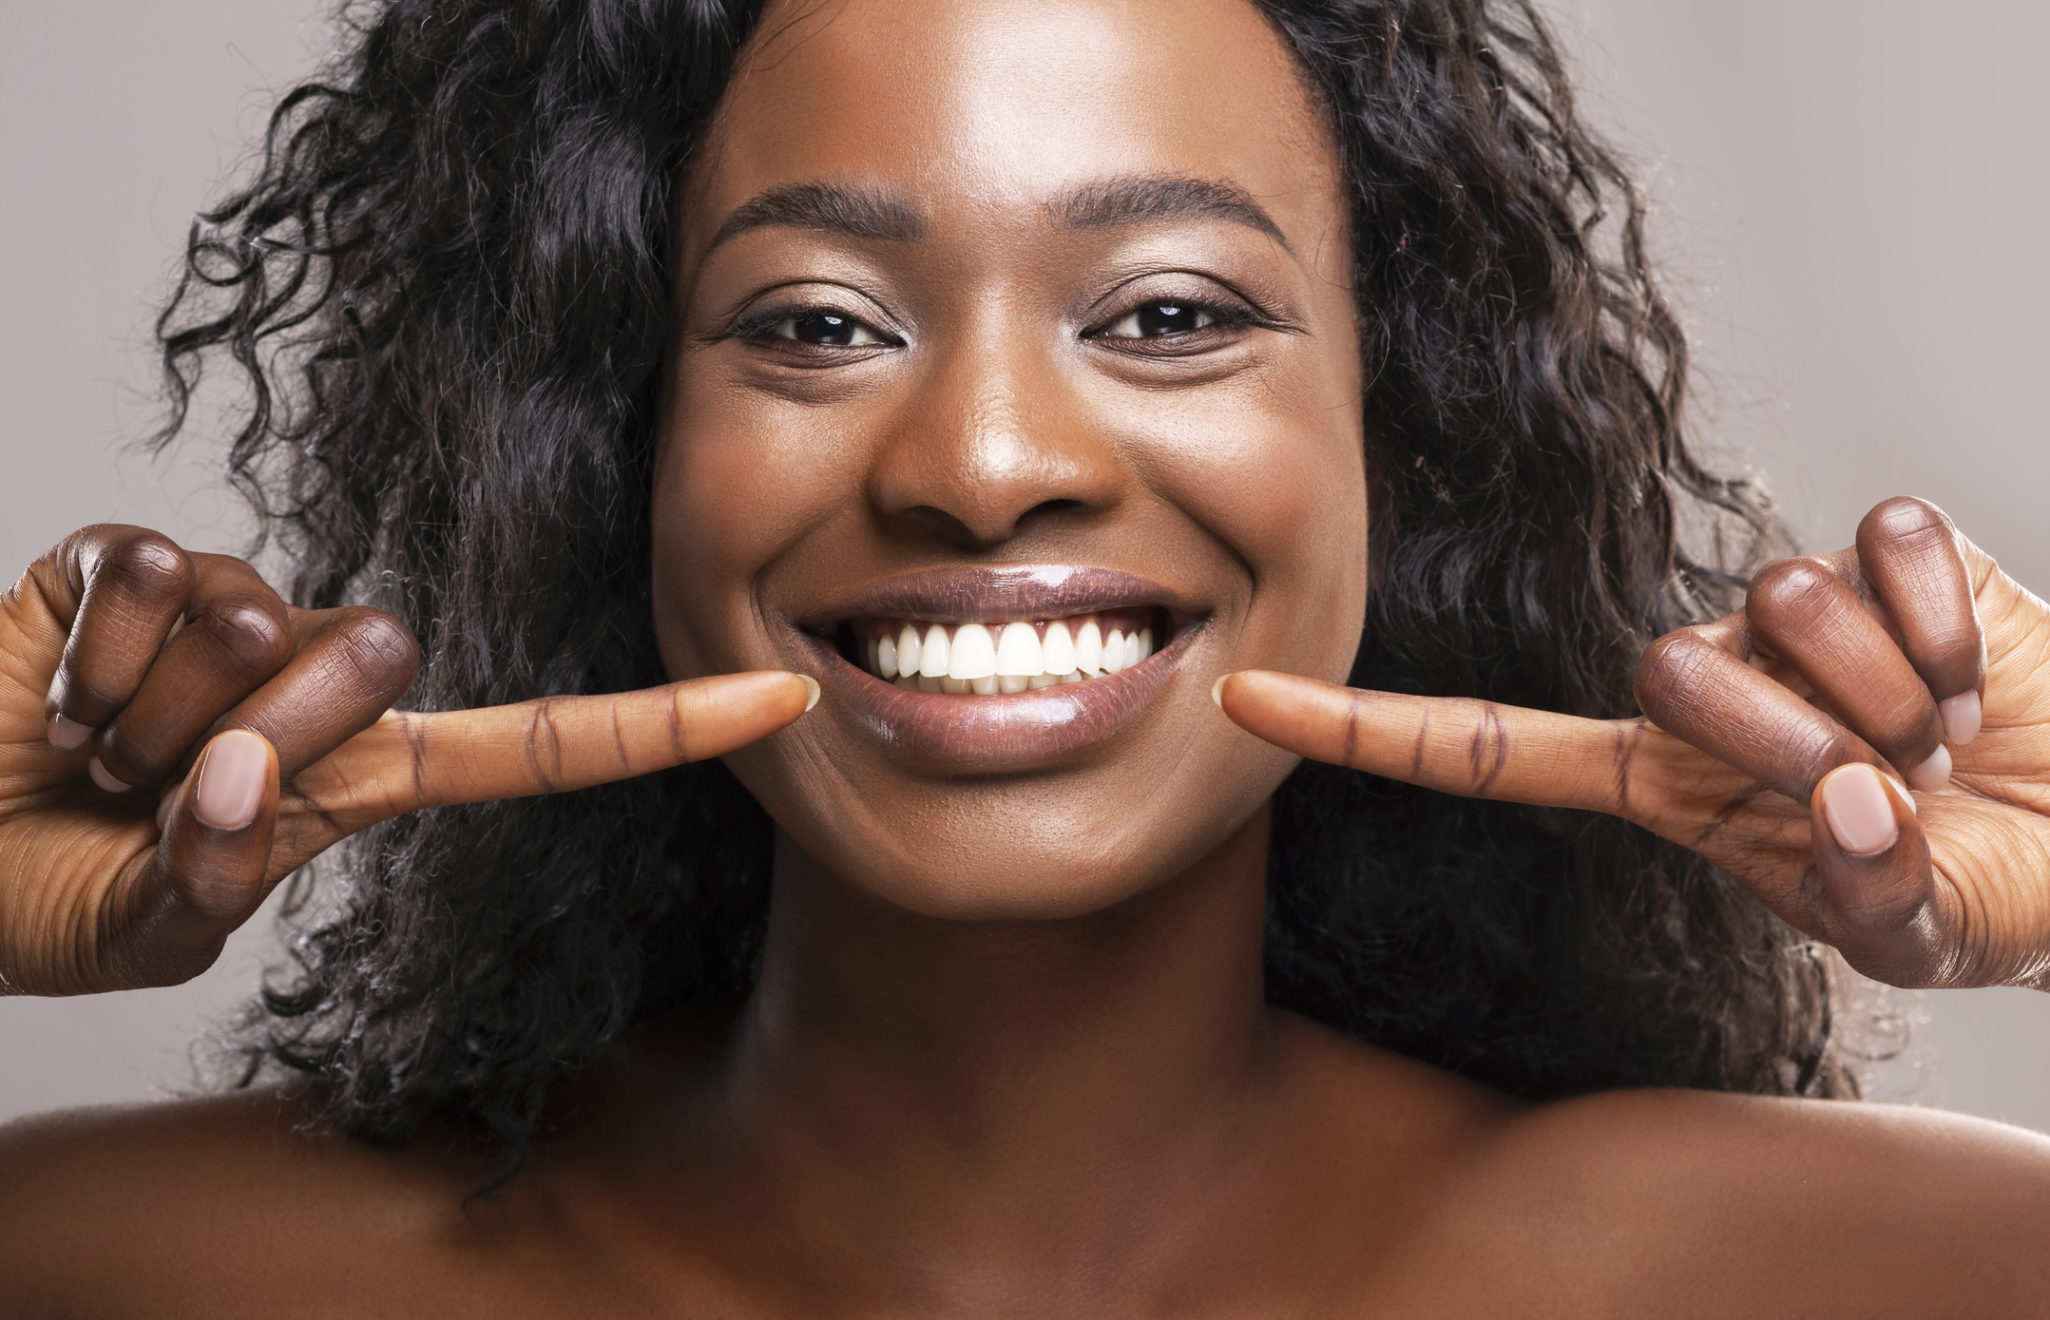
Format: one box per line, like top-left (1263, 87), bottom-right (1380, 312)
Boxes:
top-left (865, 334), bottom-right (1126, 549)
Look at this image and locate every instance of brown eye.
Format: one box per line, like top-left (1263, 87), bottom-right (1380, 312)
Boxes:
top-left (763, 310), bottom-right (887, 347)
top-left (1097, 302), bottom-right (1222, 339)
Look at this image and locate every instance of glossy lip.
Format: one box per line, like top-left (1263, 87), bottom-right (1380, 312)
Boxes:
top-left (796, 566), bottom-right (1206, 772)
top-left (797, 565), bottom-right (1201, 628)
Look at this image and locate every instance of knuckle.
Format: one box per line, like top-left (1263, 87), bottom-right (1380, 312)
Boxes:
top-left (1746, 557), bottom-right (1838, 629)
top-left (1858, 495), bottom-right (1950, 548)
top-left (331, 609), bottom-right (422, 697)
top-left (1632, 629), bottom-right (1712, 715)
top-left (197, 595), bottom-right (295, 676)
top-left (99, 533), bottom-right (193, 608)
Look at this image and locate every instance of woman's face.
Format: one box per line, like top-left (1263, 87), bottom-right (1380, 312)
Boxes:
top-left (653, 0), bottom-right (1365, 919)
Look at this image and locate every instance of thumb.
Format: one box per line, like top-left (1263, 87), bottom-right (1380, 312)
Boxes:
top-left (113, 729), bottom-right (281, 988)
top-left (1214, 669), bottom-right (1639, 816)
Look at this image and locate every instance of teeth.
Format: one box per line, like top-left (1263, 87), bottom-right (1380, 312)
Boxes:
top-left (994, 622), bottom-right (1042, 677)
top-left (1074, 620), bottom-right (1103, 675)
top-left (1042, 621), bottom-right (1076, 676)
top-left (918, 624), bottom-right (950, 679)
top-left (948, 623), bottom-right (998, 680)
top-left (856, 613), bottom-right (1163, 691)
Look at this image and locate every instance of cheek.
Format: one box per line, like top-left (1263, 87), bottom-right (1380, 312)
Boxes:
top-left (649, 368), bottom-right (865, 677)
top-left (1115, 367), bottom-right (1368, 684)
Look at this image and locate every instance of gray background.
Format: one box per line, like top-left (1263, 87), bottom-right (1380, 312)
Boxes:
top-left (2, 1), bottom-right (2046, 1127)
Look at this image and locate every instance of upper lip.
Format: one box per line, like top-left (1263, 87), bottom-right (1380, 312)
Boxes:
top-left (797, 565), bottom-right (1200, 628)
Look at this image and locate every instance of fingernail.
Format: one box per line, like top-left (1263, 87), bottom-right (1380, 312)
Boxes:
top-left (1939, 691), bottom-right (1982, 745)
top-left (88, 756), bottom-right (131, 794)
top-left (799, 675), bottom-right (821, 712)
top-left (1821, 764), bottom-right (1899, 856)
top-left (1905, 743), bottom-right (1952, 793)
top-left (47, 713), bottom-right (94, 751)
top-left (1211, 674), bottom-right (1231, 709)
top-left (192, 730), bottom-right (270, 832)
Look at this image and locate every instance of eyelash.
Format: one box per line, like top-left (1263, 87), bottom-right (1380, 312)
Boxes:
top-left (723, 296), bottom-right (1267, 358)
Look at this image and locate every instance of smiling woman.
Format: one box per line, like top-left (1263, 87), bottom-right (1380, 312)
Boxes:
top-left (3, 0), bottom-right (2050, 1315)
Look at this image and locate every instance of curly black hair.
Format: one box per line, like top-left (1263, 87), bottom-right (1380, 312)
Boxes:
top-left (155, 0), bottom-right (1855, 1175)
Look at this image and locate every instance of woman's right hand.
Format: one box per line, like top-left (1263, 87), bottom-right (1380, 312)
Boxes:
top-left (0, 525), bottom-right (815, 997)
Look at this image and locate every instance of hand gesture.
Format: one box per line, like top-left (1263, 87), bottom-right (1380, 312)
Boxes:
top-left (1217, 497), bottom-right (2050, 990)
top-left (0, 526), bottom-right (813, 997)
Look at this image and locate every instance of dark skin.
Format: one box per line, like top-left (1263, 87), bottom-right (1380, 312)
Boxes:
top-left (4, 1), bottom-right (2050, 1314)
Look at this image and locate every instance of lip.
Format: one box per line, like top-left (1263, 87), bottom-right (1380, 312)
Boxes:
top-left (795, 566), bottom-right (1205, 771)
top-left (798, 565), bottom-right (1201, 628)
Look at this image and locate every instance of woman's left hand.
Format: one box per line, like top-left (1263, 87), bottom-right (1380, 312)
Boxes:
top-left (1217, 496), bottom-right (2050, 990)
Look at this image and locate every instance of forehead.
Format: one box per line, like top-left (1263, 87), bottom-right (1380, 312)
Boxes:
top-left (684, 0), bottom-right (1339, 249)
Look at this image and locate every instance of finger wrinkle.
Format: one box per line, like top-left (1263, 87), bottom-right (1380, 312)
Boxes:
top-left (666, 693), bottom-right (693, 763)
top-left (1469, 702), bottom-right (1509, 797)
top-left (1609, 720), bottom-right (1643, 814)
top-left (527, 698), bottom-right (567, 792)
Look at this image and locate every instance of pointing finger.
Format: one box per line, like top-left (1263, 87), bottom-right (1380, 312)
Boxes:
top-left (1213, 670), bottom-right (1637, 816)
top-left (290, 671), bottom-right (818, 833)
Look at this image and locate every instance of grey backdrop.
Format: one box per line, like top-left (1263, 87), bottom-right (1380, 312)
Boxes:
top-left (3, 1), bottom-right (2046, 1127)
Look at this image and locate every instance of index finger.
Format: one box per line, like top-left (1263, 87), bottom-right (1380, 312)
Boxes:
top-left (290, 671), bottom-right (817, 829)
top-left (1214, 669), bottom-right (1639, 816)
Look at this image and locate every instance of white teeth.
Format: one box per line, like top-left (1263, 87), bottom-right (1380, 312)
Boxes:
top-left (918, 624), bottom-right (950, 678)
top-left (994, 622), bottom-right (1042, 677)
top-left (1042, 621), bottom-right (1076, 676)
top-left (1102, 628), bottom-right (1127, 674)
top-left (862, 614), bottom-right (1163, 691)
top-left (1074, 620), bottom-right (1103, 675)
top-left (949, 623), bottom-right (998, 680)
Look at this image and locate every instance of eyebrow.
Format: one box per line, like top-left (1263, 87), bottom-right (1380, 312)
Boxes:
top-left (1054, 175), bottom-right (1291, 252)
top-left (700, 173), bottom-right (1291, 261)
top-left (703, 180), bottom-right (926, 257)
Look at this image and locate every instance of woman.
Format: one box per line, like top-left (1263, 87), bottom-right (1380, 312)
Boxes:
top-left (3, 0), bottom-right (2048, 1312)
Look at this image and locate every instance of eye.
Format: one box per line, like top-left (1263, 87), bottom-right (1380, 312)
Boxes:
top-left (755, 309), bottom-right (889, 347)
top-left (1094, 301), bottom-right (1228, 340)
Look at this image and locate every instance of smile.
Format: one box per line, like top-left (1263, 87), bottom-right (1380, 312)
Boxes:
top-left (847, 612), bottom-right (1159, 693)
top-left (798, 567), bottom-right (1200, 770)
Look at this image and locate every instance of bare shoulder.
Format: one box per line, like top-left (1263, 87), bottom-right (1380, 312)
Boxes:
top-left (1435, 1087), bottom-right (2050, 1317)
top-left (0, 1089), bottom-right (523, 1318)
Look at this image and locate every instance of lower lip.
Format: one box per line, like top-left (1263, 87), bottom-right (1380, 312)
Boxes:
top-left (803, 625), bottom-right (1197, 771)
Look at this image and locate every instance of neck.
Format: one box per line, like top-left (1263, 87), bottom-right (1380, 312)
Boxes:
top-left (712, 805), bottom-right (1278, 1291)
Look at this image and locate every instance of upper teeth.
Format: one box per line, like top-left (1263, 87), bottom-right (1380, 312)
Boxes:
top-left (861, 617), bottom-right (1156, 694)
